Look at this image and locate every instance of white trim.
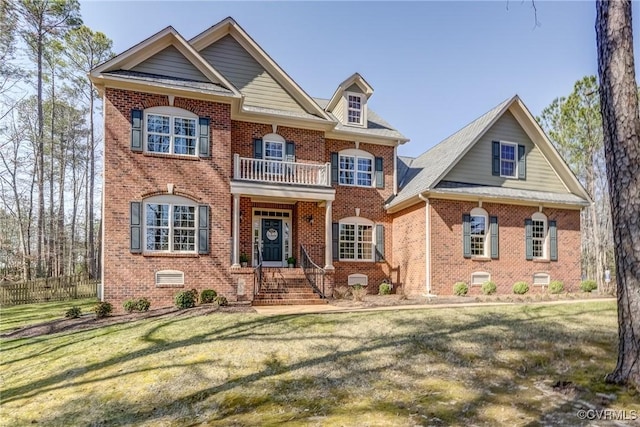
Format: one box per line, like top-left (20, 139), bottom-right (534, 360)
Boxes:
top-left (144, 106), bottom-right (199, 156)
top-left (531, 211), bottom-right (548, 260)
top-left (533, 272), bottom-right (551, 286)
top-left (252, 208), bottom-right (292, 267)
top-left (230, 180), bottom-right (335, 202)
top-left (338, 148), bottom-right (375, 188)
top-left (345, 91), bottom-right (366, 127)
top-left (338, 216), bottom-right (375, 262)
top-left (470, 207), bottom-right (489, 258)
top-left (143, 195), bottom-right (198, 254)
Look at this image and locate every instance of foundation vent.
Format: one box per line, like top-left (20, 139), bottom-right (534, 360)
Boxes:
top-left (156, 270), bottom-right (185, 286)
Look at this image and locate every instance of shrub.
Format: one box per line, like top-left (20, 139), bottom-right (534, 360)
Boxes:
top-left (481, 281), bottom-right (497, 295)
top-left (580, 280), bottom-right (597, 293)
top-left (214, 295), bottom-right (228, 306)
top-left (379, 283), bottom-right (392, 295)
top-left (65, 306), bottom-right (82, 318)
top-left (200, 289), bottom-right (217, 303)
top-left (351, 284), bottom-right (367, 302)
top-left (453, 282), bottom-right (468, 296)
top-left (124, 298), bottom-right (151, 313)
top-left (175, 290), bottom-right (197, 309)
top-left (513, 281), bottom-right (530, 295)
top-left (93, 301), bottom-right (113, 318)
top-left (549, 280), bottom-right (564, 294)
top-left (333, 285), bottom-right (351, 299)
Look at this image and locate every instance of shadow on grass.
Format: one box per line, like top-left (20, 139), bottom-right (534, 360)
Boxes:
top-left (3, 301), bottom-right (628, 426)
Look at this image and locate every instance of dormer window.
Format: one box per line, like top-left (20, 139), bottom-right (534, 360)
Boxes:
top-left (347, 93), bottom-right (363, 125)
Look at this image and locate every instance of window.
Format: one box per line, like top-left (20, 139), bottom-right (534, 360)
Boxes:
top-left (145, 196), bottom-right (197, 253)
top-left (500, 142), bottom-right (517, 177)
top-left (531, 212), bottom-right (547, 259)
top-left (339, 218), bottom-right (374, 261)
top-left (470, 208), bottom-right (489, 257)
top-left (145, 107), bottom-right (198, 155)
top-left (338, 149), bottom-right (373, 187)
top-left (264, 140), bottom-right (284, 161)
top-left (347, 94), bottom-right (363, 125)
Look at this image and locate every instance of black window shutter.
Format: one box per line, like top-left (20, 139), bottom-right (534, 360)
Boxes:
top-left (490, 216), bottom-right (499, 259)
top-left (332, 222), bottom-right (339, 260)
top-left (549, 220), bottom-right (557, 261)
top-left (331, 152), bottom-right (339, 184)
top-left (285, 140), bottom-right (295, 160)
top-left (525, 218), bottom-right (533, 260)
top-left (375, 157), bottom-right (384, 188)
top-left (518, 144), bottom-right (526, 179)
top-left (131, 109), bottom-right (143, 152)
top-left (492, 141), bottom-right (500, 176)
top-left (198, 205), bottom-right (209, 255)
top-left (375, 224), bottom-right (385, 262)
top-left (462, 214), bottom-right (471, 258)
top-left (198, 117), bottom-right (210, 158)
top-left (130, 201), bottom-right (142, 253)
top-left (253, 138), bottom-right (263, 159)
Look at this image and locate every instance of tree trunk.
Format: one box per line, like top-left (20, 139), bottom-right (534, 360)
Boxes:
top-left (586, 149), bottom-right (604, 290)
top-left (596, 0), bottom-right (640, 389)
top-left (36, 32), bottom-right (44, 277)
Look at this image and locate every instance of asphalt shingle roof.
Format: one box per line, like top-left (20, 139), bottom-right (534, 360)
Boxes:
top-left (103, 70), bottom-right (235, 95)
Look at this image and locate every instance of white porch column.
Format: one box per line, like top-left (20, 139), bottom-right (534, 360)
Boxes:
top-left (324, 200), bottom-right (334, 270)
top-left (232, 194), bottom-right (240, 268)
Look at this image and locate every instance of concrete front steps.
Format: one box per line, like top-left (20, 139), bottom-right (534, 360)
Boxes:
top-left (252, 268), bottom-right (328, 306)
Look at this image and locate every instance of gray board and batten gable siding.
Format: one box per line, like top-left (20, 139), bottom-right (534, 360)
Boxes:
top-left (199, 34), bottom-right (307, 114)
top-left (131, 45), bottom-right (210, 83)
top-left (443, 110), bottom-right (568, 193)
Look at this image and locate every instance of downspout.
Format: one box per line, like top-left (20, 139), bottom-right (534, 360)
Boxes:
top-left (393, 145), bottom-right (398, 195)
top-left (418, 193), bottom-right (435, 297)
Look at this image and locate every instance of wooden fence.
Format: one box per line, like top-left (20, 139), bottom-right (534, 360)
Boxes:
top-left (0, 275), bottom-right (99, 306)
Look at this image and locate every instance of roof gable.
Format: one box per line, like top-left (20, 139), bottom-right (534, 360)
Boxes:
top-left (326, 73), bottom-right (374, 113)
top-left (388, 96), bottom-right (590, 211)
top-left (91, 26), bottom-right (240, 96)
top-left (190, 17), bottom-right (331, 120)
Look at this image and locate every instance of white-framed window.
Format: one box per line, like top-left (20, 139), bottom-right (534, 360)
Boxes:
top-left (347, 93), bottom-right (363, 125)
top-left (500, 142), bottom-right (517, 178)
top-left (470, 207), bottom-right (489, 257)
top-left (338, 149), bottom-right (373, 187)
top-left (263, 134), bottom-right (285, 162)
top-left (145, 106), bottom-right (198, 156)
top-left (531, 212), bottom-right (547, 259)
top-left (339, 217), bottom-right (374, 261)
top-left (144, 195), bottom-right (197, 253)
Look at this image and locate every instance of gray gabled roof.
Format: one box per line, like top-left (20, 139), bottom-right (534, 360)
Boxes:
top-left (103, 70), bottom-right (235, 95)
top-left (313, 98), bottom-right (407, 141)
top-left (388, 96), bottom-right (514, 208)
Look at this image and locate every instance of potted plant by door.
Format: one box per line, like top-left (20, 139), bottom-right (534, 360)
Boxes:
top-left (240, 253), bottom-right (249, 268)
top-left (287, 256), bottom-right (296, 268)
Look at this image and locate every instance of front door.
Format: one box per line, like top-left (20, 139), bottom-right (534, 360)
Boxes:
top-left (262, 219), bottom-right (282, 263)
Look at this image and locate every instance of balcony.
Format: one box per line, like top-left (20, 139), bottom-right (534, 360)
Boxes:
top-left (233, 154), bottom-right (331, 187)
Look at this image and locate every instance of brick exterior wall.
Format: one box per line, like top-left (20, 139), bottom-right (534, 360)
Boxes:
top-left (428, 199), bottom-right (582, 295)
top-left (391, 202), bottom-right (426, 295)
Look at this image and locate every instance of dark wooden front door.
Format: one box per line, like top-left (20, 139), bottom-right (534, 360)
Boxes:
top-left (262, 219), bottom-right (282, 262)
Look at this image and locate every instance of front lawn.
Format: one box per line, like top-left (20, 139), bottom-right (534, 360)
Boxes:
top-left (1, 300), bottom-right (637, 426)
top-left (0, 298), bottom-right (98, 333)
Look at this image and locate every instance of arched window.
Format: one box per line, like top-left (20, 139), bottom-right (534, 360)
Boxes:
top-left (338, 148), bottom-right (374, 187)
top-left (470, 207), bottom-right (489, 257)
top-left (262, 133), bottom-right (286, 162)
top-left (144, 195), bottom-right (198, 253)
top-left (339, 216), bottom-right (375, 261)
top-left (531, 212), bottom-right (548, 259)
top-left (144, 106), bottom-right (198, 155)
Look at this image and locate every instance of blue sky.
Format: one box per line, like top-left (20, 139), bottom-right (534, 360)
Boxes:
top-left (80, 1), bottom-right (640, 158)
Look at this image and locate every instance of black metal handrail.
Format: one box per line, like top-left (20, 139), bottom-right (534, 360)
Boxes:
top-left (300, 244), bottom-right (326, 298)
top-left (253, 242), bottom-right (264, 296)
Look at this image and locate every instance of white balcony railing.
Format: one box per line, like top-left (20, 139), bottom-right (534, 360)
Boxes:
top-left (233, 154), bottom-right (331, 187)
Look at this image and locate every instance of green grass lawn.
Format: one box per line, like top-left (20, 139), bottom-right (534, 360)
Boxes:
top-left (0, 298), bottom-right (98, 333)
top-left (1, 300), bottom-right (638, 426)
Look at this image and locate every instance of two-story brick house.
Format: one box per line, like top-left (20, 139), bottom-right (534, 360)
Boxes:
top-left (91, 17), bottom-right (590, 310)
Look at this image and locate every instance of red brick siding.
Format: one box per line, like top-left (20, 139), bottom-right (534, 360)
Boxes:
top-left (391, 202), bottom-right (426, 295)
top-left (103, 88), bottom-right (235, 311)
top-left (428, 199), bottom-right (582, 295)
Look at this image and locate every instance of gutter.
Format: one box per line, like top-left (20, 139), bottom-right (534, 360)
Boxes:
top-left (418, 193), bottom-right (436, 298)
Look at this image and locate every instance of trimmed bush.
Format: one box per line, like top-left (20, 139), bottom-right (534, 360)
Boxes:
top-left (200, 289), bottom-right (217, 303)
top-left (65, 306), bottom-right (82, 318)
top-left (549, 280), bottom-right (564, 294)
top-left (379, 283), bottom-right (392, 295)
top-left (481, 281), bottom-right (497, 295)
top-left (214, 295), bottom-right (228, 306)
top-left (513, 281), bottom-right (530, 295)
top-left (93, 302), bottom-right (113, 318)
top-left (123, 298), bottom-right (151, 313)
top-left (175, 290), bottom-right (197, 309)
top-left (453, 282), bottom-right (468, 296)
top-left (136, 298), bottom-right (151, 312)
top-left (123, 299), bottom-right (137, 313)
top-left (580, 280), bottom-right (597, 293)
top-left (333, 285), bottom-right (350, 299)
